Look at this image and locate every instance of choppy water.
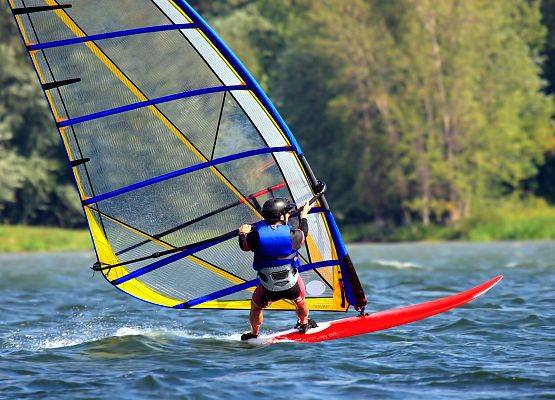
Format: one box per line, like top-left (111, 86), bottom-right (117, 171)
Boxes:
top-left (0, 242), bottom-right (553, 399)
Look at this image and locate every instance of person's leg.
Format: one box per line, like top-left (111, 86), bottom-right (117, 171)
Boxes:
top-left (249, 300), bottom-right (263, 335)
top-left (293, 275), bottom-right (308, 325)
top-left (249, 284), bottom-right (269, 336)
top-left (295, 298), bottom-right (309, 325)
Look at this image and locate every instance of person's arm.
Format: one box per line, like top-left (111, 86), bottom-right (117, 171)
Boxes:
top-left (298, 218), bottom-right (309, 237)
top-left (291, 221), bottom-right (307, 250)
top-left (239, 224), bottom-right (251, 251)
top-left (239, 224), bottom-right (258, 251)
top-left (299, 201), bottom-right (311, 237)
top-left (291, 202), bottom-right (311, 250)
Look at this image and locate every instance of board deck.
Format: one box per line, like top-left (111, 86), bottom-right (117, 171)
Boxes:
top-left (249, 275), bottom-right (502, 344)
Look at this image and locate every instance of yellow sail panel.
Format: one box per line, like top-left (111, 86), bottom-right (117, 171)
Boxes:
top-left (85, 208), bottom-right (182, 308)
top-left (192, 297), bottom-right (347, 312)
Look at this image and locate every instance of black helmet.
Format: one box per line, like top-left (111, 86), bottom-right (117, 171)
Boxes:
top-left (261, 198), bottom-right (293, 222)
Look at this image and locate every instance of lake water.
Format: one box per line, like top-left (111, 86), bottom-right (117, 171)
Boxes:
top-left (0, 242), bottom-right (553, 399)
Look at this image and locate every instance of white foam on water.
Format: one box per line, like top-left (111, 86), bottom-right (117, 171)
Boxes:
top-left (8, 328), bottom-right (104, 351)
top-left (8, 323), bottom-right (170, 351)
top-left (5, 311), bottom-right (253, 351)
top-left (373, 259), bottom-right (423, 269)
top-left (114, 326), bottom-right (152, 337)
top-left (40, 337), bottom-right (87, 349)
top-left (164, 328), bottom-right (243, 342)
top-left (504, 261), bottom-right (539, 268)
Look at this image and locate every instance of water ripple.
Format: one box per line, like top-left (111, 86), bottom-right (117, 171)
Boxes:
top-left (0, 243), bottom-right (553, 399)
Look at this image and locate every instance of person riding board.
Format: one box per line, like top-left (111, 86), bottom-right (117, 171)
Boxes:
top-left (239, 198), bottom-right (317, 341)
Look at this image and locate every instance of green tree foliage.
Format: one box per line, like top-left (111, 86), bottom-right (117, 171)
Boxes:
top-left (398, 0), bottom-right (553, 223)
top-left (0, 5), bottom-right (82, 226)
top-left (541, 0), bottom-right (555, 94)
top-left (261, 0), bottom-right (554, 226)
top-left (0, 11), bottom-right (25, 207)
top-left (0, 0), bottom-right (553, 234)
top-left (536, 0), bottom-right (555, 203)
top-left (187, 0), bottom-right (254, 17)
top-left (210, 3), bottom-right (277, 86)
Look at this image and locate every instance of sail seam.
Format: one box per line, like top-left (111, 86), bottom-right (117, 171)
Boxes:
top-left (210, 92), bottom-right (227, 160)
top-left (12, 4), bottom-right (71, 15)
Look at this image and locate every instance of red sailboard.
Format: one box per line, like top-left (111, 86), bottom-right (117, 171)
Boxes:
top-left (252, 275), bottom-right (502, 344)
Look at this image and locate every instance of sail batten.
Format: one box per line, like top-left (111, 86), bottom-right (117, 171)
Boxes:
top-left (27, 23), bottom-right (198, 50)
top-left (57, 85), bottom-right (249, 128)
top-left (7, 0), bottom-right (364, 312)
top-left (12, 3), bottom-right (71, 16)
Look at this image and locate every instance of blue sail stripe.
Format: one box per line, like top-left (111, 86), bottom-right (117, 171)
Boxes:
top-left (82, 146), bottom-right (294, 205)
top-left (27, 23), bottom-right (198, 51)
top-left (174, 260), bottom-right (341, 308)
top-left (58, 84), bottom-right (248, 127)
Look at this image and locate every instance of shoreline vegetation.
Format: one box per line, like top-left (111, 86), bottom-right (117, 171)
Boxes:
top-left (343, 198), bottom-right (555, 242)
top-left (0, 225), bottom-right (91, 253)
top-left (1, 199), bottom-right (554, 253)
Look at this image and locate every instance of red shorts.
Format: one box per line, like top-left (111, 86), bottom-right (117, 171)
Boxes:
top-left (252, 275), bottom-right (306, 309)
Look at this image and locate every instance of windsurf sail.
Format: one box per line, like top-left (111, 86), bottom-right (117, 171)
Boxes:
top-left (7, 0), bottom-right (367, 312)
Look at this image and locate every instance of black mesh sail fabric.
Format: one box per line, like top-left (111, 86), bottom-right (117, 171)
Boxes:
top-left (7, 0), bottom-right (352, 311)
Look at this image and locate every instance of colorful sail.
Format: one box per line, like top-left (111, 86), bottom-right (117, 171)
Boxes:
top-left (7, 0), bottom-right (367, 312)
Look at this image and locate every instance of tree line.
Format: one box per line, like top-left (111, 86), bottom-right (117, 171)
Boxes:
top-left (0, 0), bottom-right (554, 232)
top-left (0, 5), bottom-right (83, 226)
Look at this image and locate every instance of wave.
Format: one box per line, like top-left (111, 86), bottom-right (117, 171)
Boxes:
top-left (6, 324), bottom-right (245, 351)
top-left (114, 327), bottom-right (244, 343)
top-left (39, 326), bottom-right (157, 349)
top-left (503, 261), bottom-right (542, 269)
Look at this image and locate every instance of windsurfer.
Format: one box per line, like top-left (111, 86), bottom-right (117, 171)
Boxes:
top-left (239, 198), bottom-right (317, 340)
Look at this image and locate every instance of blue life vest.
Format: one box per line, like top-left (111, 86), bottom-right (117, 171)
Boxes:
top-left (252, 222), bottom-right (299, 270)
top-left (252, 222), bottom-right (300, 291)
